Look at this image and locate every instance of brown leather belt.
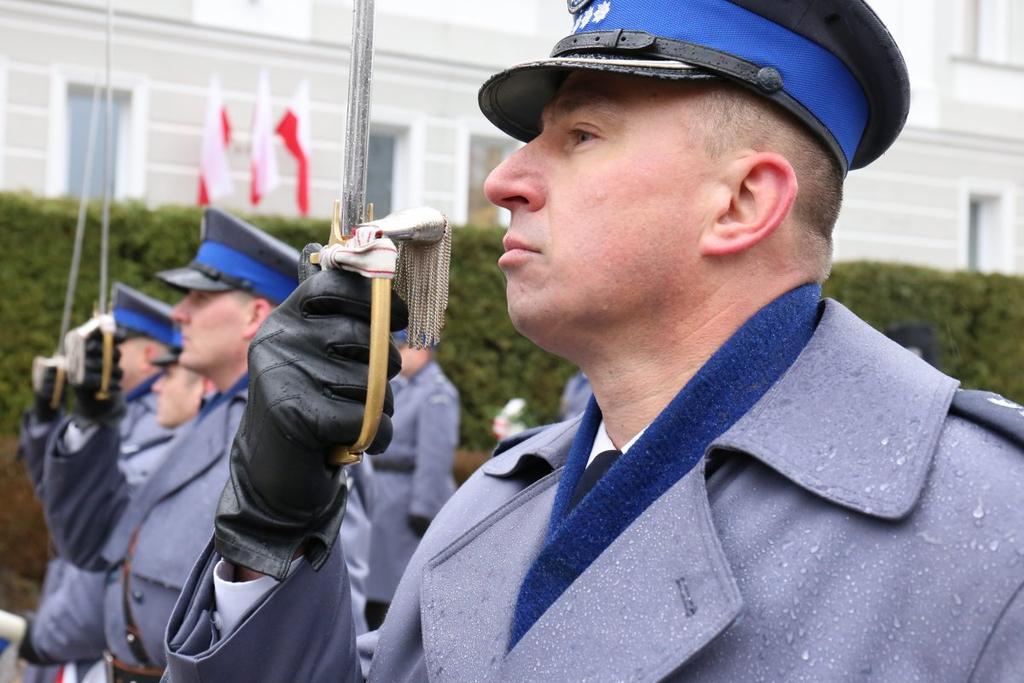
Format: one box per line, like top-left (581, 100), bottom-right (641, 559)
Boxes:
top-left (105, 651), bottom-right (164, 683)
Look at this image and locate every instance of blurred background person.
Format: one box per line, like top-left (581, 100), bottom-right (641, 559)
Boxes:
top-left (559, 370), bottom-right (592, 421)
top-left (150, 348), bottom-right (213, 430)
top-left (365, 331), bottom-right (460, 630)
top-left (16, 283), bottom-right (179, 683)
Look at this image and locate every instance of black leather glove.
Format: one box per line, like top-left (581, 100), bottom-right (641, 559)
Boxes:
top-left (16, 617), bottom-right (50, 665)
top-left (408, 514), bottom-right (432, 538)
top-left (70, 330), bottom-right (125, 428)
top-left (216, 243), bottom-right (407, 579)
top-left (31, 366), bottom-right (62, 423)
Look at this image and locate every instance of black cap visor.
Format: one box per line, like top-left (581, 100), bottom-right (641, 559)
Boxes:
top-left (156, 265), bottom-right (236, 294)
top-left (151, 349), bottom-right (181, 367)
top-left (479, 57), bottom-right (716, 143)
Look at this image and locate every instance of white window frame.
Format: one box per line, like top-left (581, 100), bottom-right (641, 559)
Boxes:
top-left (957, 179), bottom-right (1016, 273)
top-left (957, 0), bottom-right (1011, 62)
top-left (454, 118), bottom-right (521, 227)
top-left (46, 64), bottom-right (149, 200)
top-left (368, 106), bottom-right (425, 214)
top-left (0, 56), bottom-right (8, 189)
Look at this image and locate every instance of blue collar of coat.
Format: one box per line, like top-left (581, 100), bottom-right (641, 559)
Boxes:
top-left (198, 374), bottom-right (249, 422)
top-left (509, 282), bottom-right (822, 648)
top-left (125, 372), bottom-right (162, 404)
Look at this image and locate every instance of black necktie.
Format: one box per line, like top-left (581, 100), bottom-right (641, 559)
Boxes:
top-left (567, 449), bottom-right (622, 511)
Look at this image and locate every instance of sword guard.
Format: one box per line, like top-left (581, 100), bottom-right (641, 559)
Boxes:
top-left (64, 313), bottom-right (117, 397)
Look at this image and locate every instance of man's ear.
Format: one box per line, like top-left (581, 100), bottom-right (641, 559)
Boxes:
top-left (243, 297), bottom-right (274, 340)
top-left (699, 152), bottom-right (797, 257)
top-left (142, 342), bottom-right (163, 364)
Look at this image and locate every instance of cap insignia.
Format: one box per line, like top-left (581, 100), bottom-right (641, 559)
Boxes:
top-left (567, 0), bottom-right (594, 15)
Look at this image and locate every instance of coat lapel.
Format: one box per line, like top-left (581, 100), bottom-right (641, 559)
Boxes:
top-left (420, 457), bottom-right (741, 682)
top-left (101, 397), bottom-right (239, 564)
top-left (712, 299), bottom-right (958, 520)
top-left (504, 464), bottom-right (741, 682)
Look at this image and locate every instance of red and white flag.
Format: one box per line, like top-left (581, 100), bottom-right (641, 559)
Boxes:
top-left (198, 76), bottom-right (233, 205)
top-left (250, 69), bottom-right (280, 205)
top-left (276, 80), bottom-right (312, 216)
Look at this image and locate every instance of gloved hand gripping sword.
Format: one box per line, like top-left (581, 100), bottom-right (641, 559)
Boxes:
top-left (212, 0), bottom-right (450, 579)
top-left (313, 0), bottom-right (451, 467)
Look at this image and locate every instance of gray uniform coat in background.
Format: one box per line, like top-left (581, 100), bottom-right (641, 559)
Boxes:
top-left (367, 361), bottom-right (459, 603)
top-left (43, 379), bottom-right (376, 669)
top-left (43, 383), bottom-right (247, 668)
top-left (164, 300), bottom-right (1024, 682)
top-left (117, 377), bottom-right (177, 487)
top-left (19, 380), bottom-right (172, 681)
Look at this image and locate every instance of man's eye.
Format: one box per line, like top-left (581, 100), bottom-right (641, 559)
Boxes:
top-left (572, 129), bottom-right (595, 144)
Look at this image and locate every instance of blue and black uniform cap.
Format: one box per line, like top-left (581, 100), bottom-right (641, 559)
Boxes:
top-left (157, 208), bottom-right (300, 304)
top-left (111, 282), bottom-right (177, 347)
top-left (478, 0), bottom-right (909, 172)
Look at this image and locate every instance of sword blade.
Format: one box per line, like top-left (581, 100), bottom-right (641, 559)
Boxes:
top-left (340, 0), bottom-right (376, 238)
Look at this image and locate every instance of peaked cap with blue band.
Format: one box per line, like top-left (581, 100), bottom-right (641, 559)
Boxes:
top-left (157, 208), bottom-right (299, 304)
top-left (478, 0), bottom-right (910, 171)
top-left (111, 282), bottom-right (177, 347)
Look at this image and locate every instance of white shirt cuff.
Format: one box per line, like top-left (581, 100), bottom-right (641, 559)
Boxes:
top-left (62, 421), bottom-right (98, 452)
top-left (212, 558), bottom-right (302, 637)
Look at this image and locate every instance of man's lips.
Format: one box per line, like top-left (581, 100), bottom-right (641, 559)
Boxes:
top-left (499, 235), bottom-right (540, 269)
top-left (501, 234), bottom-right (539, 255)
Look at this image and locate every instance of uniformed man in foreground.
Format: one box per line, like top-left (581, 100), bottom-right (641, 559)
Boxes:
top-left (164, 2), bottom-right (1024, 681)
top-left (16, 283), bottom-right (178, 683)
top-left (365, 330), bottom-right (459, 629)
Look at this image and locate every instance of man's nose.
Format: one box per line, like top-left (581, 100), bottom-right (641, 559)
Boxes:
top-left (483, 144), bottom-right (544, 214)
top-left (170, 298), bottom-right (189, 323)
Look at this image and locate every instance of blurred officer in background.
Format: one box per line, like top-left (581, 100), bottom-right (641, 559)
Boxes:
top-left (365, 331), bottom-right (459, 630)
top-left (558, 370), bottom-right (592, 421)
top-left (16, 283), bottom-right (178, 683)
top-left (150, 347), bottom-right (213, 430)
top-left (163, 2), bottom-right (1023, 681)
top-left (38, 210), bottom-right (304, 681)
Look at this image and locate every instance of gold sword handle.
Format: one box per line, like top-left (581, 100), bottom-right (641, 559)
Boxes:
top-left (95, 328), bottom-right (114, 400)
top-left (319, 200), bottom-right (391, 467)
top-left (50, 366), bottom-right (66, 411)
top-left (329, 277), bottom-right (391, 467)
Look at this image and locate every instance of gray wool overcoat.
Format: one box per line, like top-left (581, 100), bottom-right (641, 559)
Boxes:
top-left (164, 300), bottom-right (1024, 682)
top-left (367, 361), bottom-right (460, 603)
top-left (43, 381), bottom-right (376, 668)
top-left (19, 382), bottom-right (172, 681)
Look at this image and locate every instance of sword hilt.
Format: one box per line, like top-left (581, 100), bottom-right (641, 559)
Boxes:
top-left (317, 201), bottom-right (447, 467)
top-left (32, 355), bottom-right (68, 410)
top-left (95, 328), bottom-right (115, 400)
top-left (64, 313), bottom-right (117, 400)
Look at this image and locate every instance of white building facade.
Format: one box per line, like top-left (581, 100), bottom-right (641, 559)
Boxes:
top-left (0, 0), bottom-right (1022, 273)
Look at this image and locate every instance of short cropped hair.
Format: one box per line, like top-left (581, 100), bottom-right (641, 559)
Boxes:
top-left (691, 82), bottom-right (844, 281)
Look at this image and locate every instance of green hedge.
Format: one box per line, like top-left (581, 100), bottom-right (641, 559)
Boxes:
top-left (1, 192), bottom-right (1021, 451)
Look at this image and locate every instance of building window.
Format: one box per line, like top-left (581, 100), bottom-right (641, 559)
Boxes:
top-left (66, 85), bottom-right (130, 199)
top-left (367, 132), bottom-right (397, 218)
top-left (467, 136), bottom-right (516, 227)
top-left (963, 0), bottom-right (1008, 62)
top-left (966, 195), bottom-right (1003, 272)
